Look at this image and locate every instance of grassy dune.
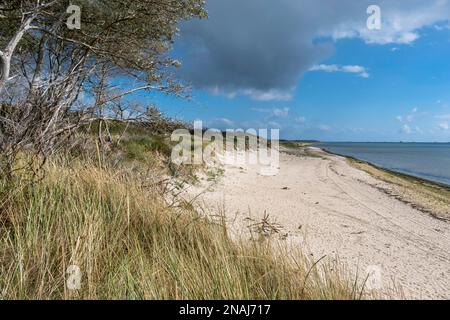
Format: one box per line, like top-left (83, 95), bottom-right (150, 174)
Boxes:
top-left (0, 134), bottom-right (362, 300)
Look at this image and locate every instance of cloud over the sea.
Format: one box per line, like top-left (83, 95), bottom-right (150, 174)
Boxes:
top-left (176, 0), bottom-right (450, 100)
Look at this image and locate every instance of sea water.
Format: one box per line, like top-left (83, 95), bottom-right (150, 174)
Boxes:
top-left (315, 142), bottom-right (450, 186)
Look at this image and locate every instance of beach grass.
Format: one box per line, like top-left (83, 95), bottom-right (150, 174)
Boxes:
top-left (0, 138), bottom-right (363, 300)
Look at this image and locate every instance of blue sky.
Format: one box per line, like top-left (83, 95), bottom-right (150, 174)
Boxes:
top-left (136, 1), bottom-right (450, 142)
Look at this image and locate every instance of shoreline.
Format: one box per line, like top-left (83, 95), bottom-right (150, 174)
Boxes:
top-left (313, 147), bottom-right (450, 223)
top-left (190, 145), bottom-right (450, 299)
top-left (314, 146), bottom-right (450, 191)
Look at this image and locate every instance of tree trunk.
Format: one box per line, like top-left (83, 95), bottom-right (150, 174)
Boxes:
top-left (0, 16), bottom-right (34, 89)
top-left (0, 51), bottom-right (10, 89)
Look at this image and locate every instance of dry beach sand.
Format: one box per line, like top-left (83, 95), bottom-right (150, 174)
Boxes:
top-left (188, 146), bottom-right (450, 299)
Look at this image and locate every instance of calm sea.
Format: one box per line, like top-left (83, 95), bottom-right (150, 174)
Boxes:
top-left (315, 142), bottom-right (450, 186)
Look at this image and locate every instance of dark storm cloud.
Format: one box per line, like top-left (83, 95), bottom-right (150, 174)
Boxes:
top-left (175, 0), bottom-right (450, 100)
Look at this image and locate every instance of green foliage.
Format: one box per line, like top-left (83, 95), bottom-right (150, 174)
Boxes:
top-left (120, 135), bottom-right (172, 161)
top-left (1, 0), bottom-right (207, 99)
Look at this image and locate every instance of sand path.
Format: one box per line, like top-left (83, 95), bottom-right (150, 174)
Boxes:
top-left (192, 148), bottom-right (450, 299)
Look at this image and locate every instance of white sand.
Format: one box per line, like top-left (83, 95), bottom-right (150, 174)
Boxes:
top-left (190, 148), bottom-right (450, 299)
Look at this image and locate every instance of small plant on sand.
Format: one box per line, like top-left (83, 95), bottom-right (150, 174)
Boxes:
top-left (247, 212), bottom-right (283, 240)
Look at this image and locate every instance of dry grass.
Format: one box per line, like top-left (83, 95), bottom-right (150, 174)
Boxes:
top-left (0, 149), bottom-right (365, 299)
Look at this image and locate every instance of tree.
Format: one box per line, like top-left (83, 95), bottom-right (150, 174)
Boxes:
top-left (1, 0), bottom-right (206, 89)
top-left (0, 0), bottom-right (206, 175)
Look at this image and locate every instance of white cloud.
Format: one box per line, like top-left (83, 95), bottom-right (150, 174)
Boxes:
top-left (309, 64), bottom-right (340, 72)
top-left (359, 72), bottom-right (370, 78)
top-left (206, 117), bottom-right (235, 128)
top-left (415, 126), bottom-right (424, 134)
top-left (318, 124), bottom-right (332, 131)
top-left (209, 87), bottom-right (294, 102)
top-left (439, 122), bottom-right (449, 131)
top-left (396, 107), bottom-right (418, 123)
top-left (294, 116), bottom-right (306, 123)
top-left (272, 107), bottom-right (290, 118)
top-left (334, 1), bottom-right (450, 45)
top-left (434, 23), bottom-right (450, 31)
top-left (435, 114), bottom-right (450, 120)
top-left (341, 65), bottom-right (365, 73)
top-left (248, 107), bottom-right (307, 132)
top-left (242, 88), bottom-right (294, 101)
top-left (402, 124), bottom-right (412, 134)
top-left (309, 64), bottom-right (370, 78)
top-left (251, 107), bottom-right (291, 118)
top-left (209, 86), bottom-right (237, 99)
top-left (267, 121), bottom-right (281, 128)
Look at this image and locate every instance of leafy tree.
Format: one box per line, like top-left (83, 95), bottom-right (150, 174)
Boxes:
top-left (0, 0), bottom-right (206, 176)
top-left (1, 0), bottom-right (206, 90)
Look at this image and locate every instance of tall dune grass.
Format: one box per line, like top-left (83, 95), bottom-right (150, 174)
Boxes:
top-left (0, 154), bottom-right (362, 299)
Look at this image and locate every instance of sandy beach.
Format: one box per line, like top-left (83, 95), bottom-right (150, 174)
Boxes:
top-left (190, 146), bottom-right (450, 299)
